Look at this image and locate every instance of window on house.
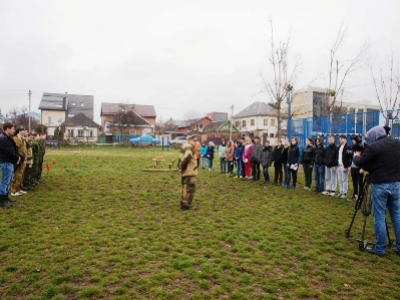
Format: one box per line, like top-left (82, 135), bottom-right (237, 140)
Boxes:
top-left (54, 104), bottom-right (62, 108)
top-left (271, 119), bottom-right (276, 126)
top-left (242, 120), bottom-right (246, 127)
top-left (269, 133), bottom-right (274, 138)
top-left (68, 114), bottom-right (74, 118)
top-left (250, 119), bottom-right (255, 126)
top-left (48, 116), bottom-right (51, 124)
top-left (78, 130), bottom-right (84, 137)
top-left (80, 102), bottom-right (84, 107)
top-left (89, 130), bottom-right (93, 137)
top-left (68, 129), bottom-right (74, 137)
top-left (263, 119), bottom-right (268, 126)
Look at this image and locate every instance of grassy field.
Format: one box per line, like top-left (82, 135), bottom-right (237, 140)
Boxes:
top-left (0, 146), bottom-right (399, 300)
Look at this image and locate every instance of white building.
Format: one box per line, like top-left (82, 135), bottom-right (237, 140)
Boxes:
top-left (289, 86), bottom-right (380, 119)
top-left (233, 101), bottom-right (279, 143)
top-left (61, 112), bottom-right (100, 143)
top-left (38, 92), bottom-right (94, 136)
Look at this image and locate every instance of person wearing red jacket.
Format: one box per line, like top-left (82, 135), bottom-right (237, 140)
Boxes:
top-left (242, 137), bottom-right (253, 180)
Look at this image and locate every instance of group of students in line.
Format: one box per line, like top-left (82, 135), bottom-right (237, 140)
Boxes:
top-left (193, 134), bottom-right (363, 201)
top-left (0, 122), bottom-right (47, 208)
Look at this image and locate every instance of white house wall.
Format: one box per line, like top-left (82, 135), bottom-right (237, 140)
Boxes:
top-left (63, 126), bottom-right (99, 142)
top-left (234, 115), bottom-right (279, 144)
top-left (41, 110), bottom-right (66, 127)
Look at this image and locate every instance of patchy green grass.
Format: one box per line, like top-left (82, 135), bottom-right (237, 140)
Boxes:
top-left (0, 146), bottom-right (399, 299)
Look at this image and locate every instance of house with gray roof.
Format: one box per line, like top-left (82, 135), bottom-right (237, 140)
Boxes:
top-left (100, 102), bottom-right (156, 129)
top-left (61, 112), bottom-right (100, 143)
top-left (233, 101), bottom-right (279, 143)
top-left (201, 119), bottom-right (239, 144)
top-left (38, 92), bottom-right (94, 137)
top-left (100, 102), bottom-right (156, 137)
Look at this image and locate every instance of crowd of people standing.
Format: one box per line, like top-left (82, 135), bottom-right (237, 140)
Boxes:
top-left (194, 133), bottom-right (365, 201)
top-left (0, 122), bottom-right (46, 208)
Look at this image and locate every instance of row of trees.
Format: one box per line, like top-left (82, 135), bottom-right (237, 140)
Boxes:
top-left (0, 107), bottom-right (47, 134)
top-left (264, 19), bottom-right (399, 138)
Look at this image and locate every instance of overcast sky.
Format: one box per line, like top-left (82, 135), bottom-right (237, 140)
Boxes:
top-left (0, 0), bottom-right (399, 123)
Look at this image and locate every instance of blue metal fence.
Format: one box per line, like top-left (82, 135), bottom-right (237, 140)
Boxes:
top-left (288, 111), bottom-right (390, 147)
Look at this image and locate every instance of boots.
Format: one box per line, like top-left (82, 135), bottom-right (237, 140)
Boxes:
top-left (0, 195), bottom-right (13, 208)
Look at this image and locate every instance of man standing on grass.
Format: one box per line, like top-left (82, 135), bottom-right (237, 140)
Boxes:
top-left (37, 132), bottom-right (46, 182)
top-left (272, 139), bottom-right (284, 186)
top-left (11, 127), bottom-right (27, 197)
top-left (0, 122), bottom-right (20, 207)
top-left (336, 135), bottom-right (353, 199)
top-left (251, 136), bottom-right (262, 181)
top-left (178, 135), bottom-right (199, 210)
top-left (353, 126), bottom-right (400, 257)
top-left (22, 132), bottom-right (34, 191)
top-left (30, 133), bottom-right (41, 186)
top-left (322, 135), bottom-right (338, 197)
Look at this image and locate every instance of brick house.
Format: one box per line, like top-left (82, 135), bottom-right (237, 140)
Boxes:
top-left (100, 102), bottom-right (156, 135)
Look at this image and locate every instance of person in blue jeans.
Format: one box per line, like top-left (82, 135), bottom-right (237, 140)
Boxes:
top-left (0, 122), bottom-right (20, 207)
top-left (353, 125), bottom-right (400, 257)
top-left (206, 141), bottom-right (215, 170)
top-left (282, 139), bottom-right (290, 188)
top-left (199, 142), bottom-right (208, 169)
top-left (261, 140), bottom-right (273, 183)
top-left (314, 138), bottom-right (325, 193)
top-left (234, 140), bottom-right (243, 178)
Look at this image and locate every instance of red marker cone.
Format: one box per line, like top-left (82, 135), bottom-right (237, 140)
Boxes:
top-left (45, 163), bottom-right (50, 171)
top-left (52, 160), bottom-right (56, 165)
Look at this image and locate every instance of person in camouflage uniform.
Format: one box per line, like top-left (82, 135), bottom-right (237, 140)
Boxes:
top-left (11, 127), bottom-right (27, 196)
top-left (22, 133), bottom-right (34, 190)
top-left (38, 132), bottom-right (46, 181)
top-left (178, 135), bottom-right (199, 210)
top-left (30, 133), bottom-right (41, 186)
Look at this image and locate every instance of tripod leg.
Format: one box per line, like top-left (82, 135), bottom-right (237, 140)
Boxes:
top-left (358, 215), bottom-right (369, 251)
top-left (345, 209), bottom-right (359, 238)
top-left (385, 219), bottom-right (394, 246)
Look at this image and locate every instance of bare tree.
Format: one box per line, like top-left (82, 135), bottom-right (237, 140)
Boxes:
top-left (8, 106), bottom-right (38, 130)
top-left (324, 21), bottom-right (369, 114)
top-left (261, 19), bottom-right (301, 139)
top-left (155, 117), bottom-right (179, 134)
top-left (182, 109), bottom-right (202, 132)
top-left (8, 106), bottom-right (19, 124)
top-left (371, 50), bottom-right (400, 125)
top-left (110, 103), bottom-right (138, 135)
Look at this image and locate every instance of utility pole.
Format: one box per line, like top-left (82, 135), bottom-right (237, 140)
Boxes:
top-left (286, 84), bottom-right (293, 139)
top-left (230, 105), bottom-right (234, 140)
top-left (28, 90), bottom-right (32, 132)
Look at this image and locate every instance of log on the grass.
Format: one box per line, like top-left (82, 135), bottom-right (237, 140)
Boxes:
top-left (142, 168), bottom-right (179, 172)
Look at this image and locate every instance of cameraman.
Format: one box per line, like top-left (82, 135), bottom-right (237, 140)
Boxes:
top-left (353, 125), bottom-right (400, 257)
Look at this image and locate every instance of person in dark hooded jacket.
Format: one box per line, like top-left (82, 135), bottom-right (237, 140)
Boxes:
top-left (251, 137), bottom-right (262, 181)
top-left (0, 122), bottom-right (20, 207)
top-left (349, 135), bottom-right (364, 201)
top-left (353, 125), bottom-right (400, 257)
top-left (261, 140), bottom-right (273, 183)
top-left (301, 137), bottom-right (315, 190)
top-left (234, 140), bottom-right (244, 178)
top-left (314, 138), bottom-right (325, 193)
top-left (272, 139), bottom-right (284, 185)
top-left (287, 138), bottom-right (300, 189)
top-left (322, 135), bottom-right (338, 196)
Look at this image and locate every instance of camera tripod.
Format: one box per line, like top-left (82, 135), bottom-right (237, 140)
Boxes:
top-left (345, 174), bottom-right (394, 250)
